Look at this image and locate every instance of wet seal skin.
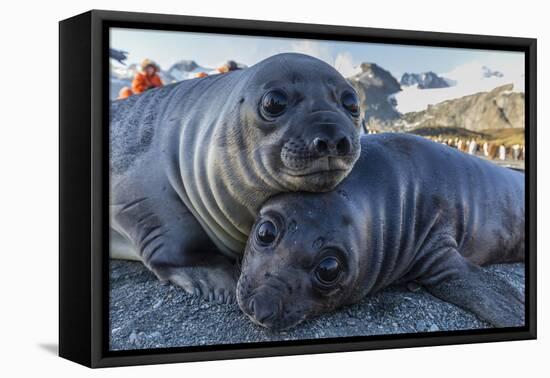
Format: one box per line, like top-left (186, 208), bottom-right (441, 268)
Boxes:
top-left (237, 134), bottom-right (525, 329)
top-left (109, 53), bottom-right (362, 303)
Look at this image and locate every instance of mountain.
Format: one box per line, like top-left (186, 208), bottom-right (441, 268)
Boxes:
top-left (482, 65), bottom-right (504, 78)
top-left (166, 60), bottom-right (211, 82)
top-left (347, 63), bottom-right (402, 128)
top-left (400, 71), bottom-right (450, 89)
top-left (394, 84), bottom-right (524, 131)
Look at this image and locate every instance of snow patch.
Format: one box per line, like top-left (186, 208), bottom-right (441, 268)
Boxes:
top-left (395, 62), bottom-right (524, 113)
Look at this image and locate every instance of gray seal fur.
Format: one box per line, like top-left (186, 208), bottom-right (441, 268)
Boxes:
top-left (237, 133), bottom-right (525, 329)
top-left (109, 53), bottom-right (362, 302)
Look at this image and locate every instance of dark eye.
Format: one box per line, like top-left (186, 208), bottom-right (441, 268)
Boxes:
top-left (261, 89), bottom-right (288, 118)
top-left (256, 220), bottom-right (278, 245)
top-left (341, 91), bottom-right (359, 116)
top-left (315, 256), bottom-right (343, 286)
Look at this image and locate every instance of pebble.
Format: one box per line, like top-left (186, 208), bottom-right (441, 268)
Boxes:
top-left (111, 327), bottom-right (121, 334)
top-left (407, 282), bottom-right (422, 293)
top-left (129, 331), bottom-right (138, 344)
top-left (150, 331), bottom-right (162, 338)
top-left (415, 320), bottom-right (427, 330)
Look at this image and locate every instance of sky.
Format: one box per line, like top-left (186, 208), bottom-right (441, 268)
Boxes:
top-left (110, 27), bottom-right (525, 112)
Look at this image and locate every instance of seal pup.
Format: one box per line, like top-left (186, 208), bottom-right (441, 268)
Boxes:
top-left (237, 133), bottom-right (525, 328)
top-left (109, 53), bottom-right (362, 302)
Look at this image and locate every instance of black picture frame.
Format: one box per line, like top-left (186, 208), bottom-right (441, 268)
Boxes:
top-left (59, 9), bottom-right (537, 368)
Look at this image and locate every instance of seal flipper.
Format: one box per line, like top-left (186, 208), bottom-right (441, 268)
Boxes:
top-left (419, 250), bottom-right (524, 328)
top-left (111, 193), bottom-right (238, 303)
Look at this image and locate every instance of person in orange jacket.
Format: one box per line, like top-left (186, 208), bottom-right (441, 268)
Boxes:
top-left (217, 60), bottom-right (241, 74)
top-left (132, 59), bottom-right (163, 94)
top-left (117, 59), bottom-right (163, 99)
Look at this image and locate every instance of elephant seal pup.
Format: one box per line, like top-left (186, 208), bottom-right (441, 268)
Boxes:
top-left (109, 53), bottom-right (362, 303)
top-left (237, 133), bottom-right (525, 329)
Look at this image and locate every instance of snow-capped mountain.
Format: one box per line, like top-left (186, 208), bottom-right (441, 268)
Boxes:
top-left (394, 63), bottom-right (524, 113)
top-left (481, 65), bottom-right (504, 78)
top-left (400, 71), bottom-right (451, 89)
top-left (166, 60), bottom-right (215, 82)
top-left (347, 63), bottom-right (402, 127)
top-left (346, 61), bottom-right (524, 132)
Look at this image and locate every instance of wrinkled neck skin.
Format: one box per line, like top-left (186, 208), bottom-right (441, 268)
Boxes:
top-left (172, 71), bottom-right (282, 259)
top-left (330, 143), bottom-right (440, 304)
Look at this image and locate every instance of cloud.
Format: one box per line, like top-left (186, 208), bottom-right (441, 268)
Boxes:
top-left (334, 52), bottom-right (361, 77)
top-left (290, 40), bottom-right (333, 62)
top-left (443, 61), bottom-right (524, 93)
top-left (290, 40), bottom-right (360, 77)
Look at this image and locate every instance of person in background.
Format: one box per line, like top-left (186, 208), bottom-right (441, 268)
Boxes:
top-left (132, 59), bottom-right (163, 94)
top-left (217, 60), bottom-right (241, 74)
top-left (118, 58), bottom-right (163, 99)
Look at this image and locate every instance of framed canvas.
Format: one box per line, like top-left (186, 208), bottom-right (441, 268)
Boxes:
top-left (59, 10), bottom-right (537, 368)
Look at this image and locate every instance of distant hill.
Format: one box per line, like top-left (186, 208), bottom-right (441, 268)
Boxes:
top-left (395, 84), bottom-right (524, 131)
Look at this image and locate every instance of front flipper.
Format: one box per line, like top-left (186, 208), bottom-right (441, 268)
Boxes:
top-left (111, 191), bottom-right (238, 304)
top-left (418, 250), bottom-right (524, 328)
top-left (157, 254), bottom-right (239, 305)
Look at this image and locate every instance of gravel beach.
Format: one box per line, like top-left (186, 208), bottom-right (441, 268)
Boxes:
top-left (109, 260), bottom-right (524, 351)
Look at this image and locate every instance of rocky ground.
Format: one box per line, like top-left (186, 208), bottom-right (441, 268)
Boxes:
top-left (109, 261), bottom-right (524, 351)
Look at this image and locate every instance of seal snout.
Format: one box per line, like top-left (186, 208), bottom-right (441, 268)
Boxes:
top-left (312, 135), bottom-right (352, 157)
top-left (247, 296), bottom-right (282, 326)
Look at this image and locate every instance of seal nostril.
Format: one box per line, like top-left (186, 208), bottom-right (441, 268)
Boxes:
top-left (313, 137), bottom-right (329, 155)
top-left (249, 296), bottom-right (279, 324)
top-left (336, 137), bottom-right (351, 155)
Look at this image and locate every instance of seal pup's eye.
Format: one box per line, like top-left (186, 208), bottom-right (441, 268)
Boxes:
top-left (256, 220), bottom-right (278, 245)
top-left (261, 89), bottom-right (288, 118)
top-left (341, 91), bottom-right (360, 116)
top-left (315, 256), bottom-right (343, 286)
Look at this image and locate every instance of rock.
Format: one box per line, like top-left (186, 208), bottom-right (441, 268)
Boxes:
top-left (111, 327), bottom-right (121, 334)
top-left (415, 320), bottom-right (427, 330)
top-left (347, 63), bottom-right (402, 128)
top-left (129, 331), bottom-right (138, 345)
top-left (396, 84), bottom-right (524, 131)
top-left (401, 71), bottom-right (451, 89)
